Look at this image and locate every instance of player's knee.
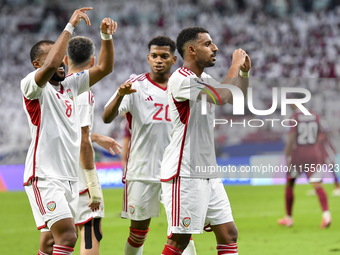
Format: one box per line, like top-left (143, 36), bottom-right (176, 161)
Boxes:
top-left (227, 225), bottom-right (238, 243)
top-left (58, 231), bottom-right (78, 247)
top-left (167, 233), bottom-right (191, 250)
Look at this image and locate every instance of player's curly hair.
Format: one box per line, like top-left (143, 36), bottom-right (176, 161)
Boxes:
top-left (148, 36), bottom-right (176, 54)
top-left (176, 27), bottom-right (209, 58)
top-left (30, 40), bottom-right (55, 63)
top-left (67, 36), bottom-right (95, 66)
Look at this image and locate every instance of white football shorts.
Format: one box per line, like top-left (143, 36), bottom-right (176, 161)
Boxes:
top-left (161, 177), bottom-right (234, 236)
top-left (121, 180), bottom-right (161, 220)
top-left (25, 177), bottom-right (78, 230)
top-left (75, 188), bottom-right (105, 225)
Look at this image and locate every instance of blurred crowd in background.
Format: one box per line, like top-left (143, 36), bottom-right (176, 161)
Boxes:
top-left (1, 0), bottom-right (340, 162)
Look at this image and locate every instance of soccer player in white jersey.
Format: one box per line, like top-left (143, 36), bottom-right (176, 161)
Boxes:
top-left (102, 36), bottom-right (196, 255)
top-left (160, 27), bottom-right (251, 255)
top-left (21, 7), bottom-right (117, 255)
top-left (69, 36), bottom-right (121, 255)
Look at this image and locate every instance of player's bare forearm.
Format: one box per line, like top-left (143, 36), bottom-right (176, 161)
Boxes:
top-left (89, 39), bottom-right (114, 86)
top-left (91, 133), bottom-right (122, 155)
top-left (89, 18), bottom-right (117, 86)
top-left (102, 94), bottom-right (124, 123)
top-left (80, 127), bottom-right (95, 169)
top-left (228, 74), bottom-right (248, 105)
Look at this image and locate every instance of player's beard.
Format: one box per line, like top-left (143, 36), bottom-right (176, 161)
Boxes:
top-left (51, 71), bottom-right (65, 82)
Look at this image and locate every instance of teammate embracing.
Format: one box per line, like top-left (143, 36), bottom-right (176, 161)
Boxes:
top-left (102, 36), bottom-right (196, 255)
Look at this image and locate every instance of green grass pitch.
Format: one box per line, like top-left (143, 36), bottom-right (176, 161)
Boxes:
top-left (1, 184), bottom-right (339, 254)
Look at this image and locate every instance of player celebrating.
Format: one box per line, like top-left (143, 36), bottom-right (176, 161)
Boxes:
top-left (160, 27), bottom-right (250, 255)
top-left (278, 102), bottom-right (332, 228)
top-left (21, 8), bottom-right (116, 255)
top-left (67, 36), bottom-right (121, 255)
top-left (102, 36), bottom-right (196, 255)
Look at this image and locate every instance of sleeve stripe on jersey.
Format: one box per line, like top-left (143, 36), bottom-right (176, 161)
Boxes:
top-left (178, 69), bottom-right (188, 77)
top-left (136, 74), bottom-right (146, 81)
top-left (182, 67), bottom-right (195, 75)
top-left (124, 77), bottom-right (136, 83)
top-left (181, 68), bottom-right (192, 76)
top-left (124, 73), bottom-right (146, 83)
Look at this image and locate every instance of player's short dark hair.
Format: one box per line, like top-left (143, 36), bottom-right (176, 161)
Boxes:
top-left (148, 36), bottom-right (176, 54)
top-left (67, 36), bottom-right (95, 65)
top-left (176, 27), bottom-right (209, 58)
top-left (30, 40), bottom-right (55, 63)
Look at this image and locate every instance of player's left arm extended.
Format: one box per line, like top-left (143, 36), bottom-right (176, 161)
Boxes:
top-left (91, 133), bottom-right (122, 155)
top-left (89, 18), bottom-right (118, 86)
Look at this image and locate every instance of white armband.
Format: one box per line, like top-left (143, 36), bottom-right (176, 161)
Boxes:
top-left (101, 31), bottom-right (112, 40)
top-left (64, 23), bottom-right (75, 35)
top-left (239, 70), bottom-right (249, 78)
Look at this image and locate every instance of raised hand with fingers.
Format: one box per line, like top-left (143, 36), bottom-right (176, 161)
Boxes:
top-left (117, 82), bottom-right (137, 96)
top-left (68, 7), bottom-right (93, 27)
top-left (232, 48), bottom-right (246, 69)
top-left (100, 17), bottom-right (118, 35)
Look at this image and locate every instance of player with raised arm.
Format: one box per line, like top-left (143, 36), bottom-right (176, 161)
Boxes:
top-left (159, 27), bottom-right (250, 255)
top-left (67, 35), bottom-right (121, 255)
top-left (102, 36), bottom-right (197, 255)
top-left (278, 101), bottom-right (331, 228)
top-left (21, 8), bottom-right (116, 255)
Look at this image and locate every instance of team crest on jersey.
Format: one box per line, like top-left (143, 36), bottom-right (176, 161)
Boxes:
top-left (47, 201), bottom-right (56, 211)
top-left (129, 205), bottom-right (135, 215)
top-left (183, 217), bottom-right (191, 227)
top-left (67, 89), bottom-right (73, 100)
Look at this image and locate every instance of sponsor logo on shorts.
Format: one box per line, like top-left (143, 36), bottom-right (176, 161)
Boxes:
top-left (129, 205), bottom-right (135, 215)
top-left (47, 201), bottom-right (56, 211)
top-left (67, 89), bottom-right (73, 100)
top-left (183, 217), bottom-right (191, 227)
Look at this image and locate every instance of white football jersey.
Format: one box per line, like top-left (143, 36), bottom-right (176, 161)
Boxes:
top-left (105, 73), bottom-right (172, 182)
top-left (77, 90), bottom-right (96, 192)
top-left (21, 69), bottom-right (90, 185)
top-left (161, 67), bottom-right (218, 181)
